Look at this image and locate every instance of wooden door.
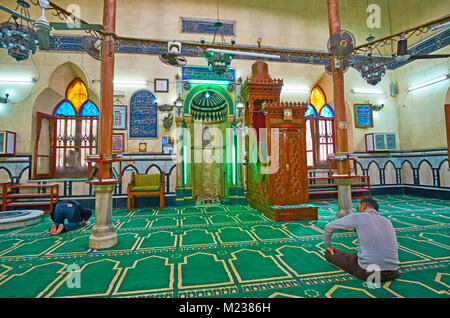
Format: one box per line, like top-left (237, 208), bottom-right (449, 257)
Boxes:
top-left (33, 112), bottom-right (55, 179)
top-left (271, 128), bottom-right (289, 205)
top-left (271, 127), bottom-right (308, 205)
top-left (284, 127), bottom-right (308, 203)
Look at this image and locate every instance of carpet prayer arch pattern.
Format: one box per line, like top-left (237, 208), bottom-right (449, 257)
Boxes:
top-left (0, 195), bottom-right (449, 298)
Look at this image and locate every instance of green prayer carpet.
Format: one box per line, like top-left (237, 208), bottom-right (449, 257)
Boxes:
top-left (0, 195), bottom-right (449, 298)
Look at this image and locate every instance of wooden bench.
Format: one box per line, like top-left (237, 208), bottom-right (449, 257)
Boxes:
top-left (2, 184), bottom-right (59, 213)
top-left (127, 173), bottom-right (165, 212)
top-left (0, 181), bottom-right (12, 211)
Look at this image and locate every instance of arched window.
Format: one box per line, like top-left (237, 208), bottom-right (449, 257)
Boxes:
top-left (53, 78), bottom-right (99, 177)
top-left (305, 86), bottom-right (335, 168)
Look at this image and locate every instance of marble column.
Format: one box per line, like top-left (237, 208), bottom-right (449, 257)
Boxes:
top-left (89, 184), bottom-right (117, 249)
top-left (335, 177), bottom-right (356, 219)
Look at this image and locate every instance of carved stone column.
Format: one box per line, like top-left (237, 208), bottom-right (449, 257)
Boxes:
top-left (89, 184), bottom-right (117, 249)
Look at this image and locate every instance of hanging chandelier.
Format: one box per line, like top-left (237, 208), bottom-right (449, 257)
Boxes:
top-left (204, 37), bottom-right (233, 75)
top-left (203, 1), bottom-right (234, 75)
top-left (359, 58), bottom-right (387, 86)
top-left (0, 1), bottom-right (38, 62)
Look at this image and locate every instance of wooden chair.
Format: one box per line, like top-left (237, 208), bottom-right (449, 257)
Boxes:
top-left (127, 172), bottom-right (165, 212)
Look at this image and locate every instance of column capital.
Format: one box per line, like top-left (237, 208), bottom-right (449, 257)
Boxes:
top-left (334, 177), bottom-right (359, 186)
top-left (175, 116), bottom-right (184, 127)
top-left (184, 114), bottom-right (192, 128)
top-left (92, 183), bottom-right (116, 193)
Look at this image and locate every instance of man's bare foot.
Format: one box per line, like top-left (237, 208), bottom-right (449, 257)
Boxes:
top-left (49, 224), bottom-right (57, 235)
top-left (54, 224), bottom-right (64, 235)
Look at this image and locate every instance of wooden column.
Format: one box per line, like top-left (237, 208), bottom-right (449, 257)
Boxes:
top-left (328, 0), bottom-right (354, 219)
top-left (89, 0), bottom-right (118, 250)
top-left (327, 0), bottom-right (349, 174)
top-left (98, 0), bottom-right (116, 178)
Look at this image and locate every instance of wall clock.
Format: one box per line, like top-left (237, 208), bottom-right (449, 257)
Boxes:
top-left (283, 108), bottom-right (293, 121)
top-left (155, 78), bottom-right (169, 92)
top-left (139, 142), bottom-right (147, 152)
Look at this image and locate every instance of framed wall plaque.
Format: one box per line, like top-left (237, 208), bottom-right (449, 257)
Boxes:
top-left (113, 105), bottom-right (127, 130)
top-left (129, 90), bottom-right (158, 138)
top-left (354, 104), bottom-right (374, 128)
top-left (154, 78), bottom-right (169, 92)
top-left (112, 133), bottom-right (124, 153)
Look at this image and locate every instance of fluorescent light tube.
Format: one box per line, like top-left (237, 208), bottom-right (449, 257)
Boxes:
top-left (408, 75), bottom-right (449, 92)
top-left (429, 21), bottom-right (450, 31)
top-left (189, 79), bottom-right (230, 85)
top-left (206, 48), bottom-right (281, 59)
top-left (351, 88), bottom-right (385, 95)
top-left (282, 86), bottom-right (311, 93)
top-left (113, 80), bottom-right (149, 86)
top-left (0, 77), bottom-right (35, 83)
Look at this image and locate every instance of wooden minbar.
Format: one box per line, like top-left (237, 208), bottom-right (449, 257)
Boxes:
top-left (242, 59), bottom-right (318, 221)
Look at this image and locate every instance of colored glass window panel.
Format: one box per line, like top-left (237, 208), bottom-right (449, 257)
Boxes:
top-left (305, 104), bottom-right (317, 117)
top-left (79, 101), bottom-right (99, 116)
top-left (319, 105), bottom-right (334, 118)
top-left (66, 79), bottom-right (88, 112)
top-left (54, 100), bottom-right (76, 116)
top-left (310, 86), bottom-right (326, 112)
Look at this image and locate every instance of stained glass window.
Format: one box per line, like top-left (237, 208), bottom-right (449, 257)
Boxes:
top-left (305, 104), bottom-right (317, 117)
top-left (306, 85), bottom-right (335, 168)
top-left (66, 78), bottom-right (88, 112)
top-left (310, 86), bottom-right (326, 113)
top-left (79, 101), bottom-right (100, 116)
top-left (54, 100), bottom-right (76, 116)
top-left (50, 78), bottom-right (98, 177)
top-left (319, 105), bottom-right (334, 118)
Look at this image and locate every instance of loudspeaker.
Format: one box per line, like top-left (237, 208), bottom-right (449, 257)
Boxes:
top-left (397, 38), bottom-right (408, 56)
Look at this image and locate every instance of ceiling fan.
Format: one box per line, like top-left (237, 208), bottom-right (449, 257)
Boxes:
top-left (159, 41), bottom-right (187, 67)
top-left (394, 37), bottom-right (450, 62)
top-left (0, 0), bottom-right (103, 52)
top-left (82, 35), bottom-right (101, 60)
top-left (325, 30), bottom-right (356, 76)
